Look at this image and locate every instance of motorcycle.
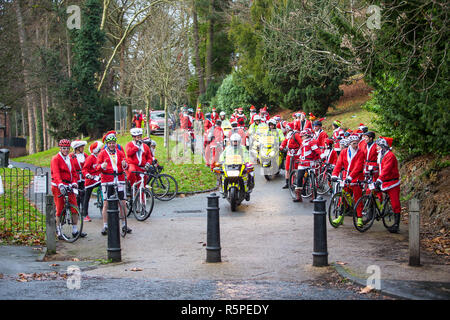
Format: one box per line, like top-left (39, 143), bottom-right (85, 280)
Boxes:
top-left (214, 152), bottom-right (254, 212)
top-left (258, 130), bottom-right (283, 180)
top-left (249, 123), bottom-right (268, 164)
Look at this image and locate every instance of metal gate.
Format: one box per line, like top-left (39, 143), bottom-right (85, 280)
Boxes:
top-left (0, 167), bottom-right (48, 237)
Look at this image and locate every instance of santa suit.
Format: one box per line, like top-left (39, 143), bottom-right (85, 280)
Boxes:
top-left (126, 141), bottom-right (153, 187)
top-left (249, 112), bottom-right (256, 124)
top-left (313, 129), bottom-right (329, 150)
top-left (211, 112), bottom-right (219, 124)
top-left (295, 138), bottom-right (321, 190)
top-left (332, 128), bottom-right (345, 152)
top-left (82, 154), bottom-right (101, 190)
top-left (180, 112), bottom-right (188, 130)
top-left (69, 152), bottom-right (88, 184)
top-left (51, 152), bottom-right (78, 217)
top-left (332, 146), bottom-right (365, 217)
top-left (204, 125), bottom-right (224, 167)
top-left (294, 119), bottom-right (312, 132)
top-left (377, 150), bottom-right (401, 214)
top-left (235, 114), bottom-right (247, 128)
top-left (260, 113), bottom-right (270, 123)
top-left (321, 148), bottom-right (338, 166)
top-left (195, 111), bottom-right (204, 121)
top-left (280, 131), bottom-right (302, 173)
top-left (97, 148), bottom-right (127, 187)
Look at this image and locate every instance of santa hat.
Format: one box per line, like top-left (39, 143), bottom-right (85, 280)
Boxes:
top-left (380, 136), bottom-right (394, 147)
top-left (102, 130), bottom-right (117, 143)
top-left (250, 105), bottom-right (256, 110)
top-left (237, 107), bottom-right (243, 112)
top-left (89, 141), bottom-right (103, 154)
top-left (309, 113), bottom-right (316, 120)
top-left (212, 107), bottom-right (216, 112)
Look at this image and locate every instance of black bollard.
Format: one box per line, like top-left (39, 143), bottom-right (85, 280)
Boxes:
top-left (206, 193), bottom-right (221, 263)
top-left (107, 197), bottom-right (121, 262)
top-left (313, 196), bottom-right (328, 267)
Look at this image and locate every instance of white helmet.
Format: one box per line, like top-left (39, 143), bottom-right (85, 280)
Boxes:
top-left (267, 119), bottom-right (277, 126)
top-left (71, 140), bottom-right (87, 150)
top-left (130, 128), bottom-right (143, 136)
top-left (230, 133), bottom-right (242, 145)
top-left (348, 135), bottom-right (360, 143)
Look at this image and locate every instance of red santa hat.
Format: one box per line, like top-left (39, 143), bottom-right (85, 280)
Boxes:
top-left (89, 141), bottom-right (103, 154)
top-left (237, 107), bottom-right (243, 112)
top-left (250, 105), bottom-right (256, 111)
top-left (309, 113), bottom-right (316, 120)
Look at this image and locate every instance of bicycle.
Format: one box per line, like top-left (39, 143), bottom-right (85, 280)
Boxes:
top-left (328, 179), bottom-right (355, 228)
top-left (288, 161), bottom-right (318, 200)
top-left (147, 164), bottom-right (178, 201)
top-left (57, 186), bottom-right (83, 243)
top-left (352, 178), bottom-right (396, 233)
top-left (102, 180), bottom-right (130, 238)
top-left (130, 170), bottom-right (155, 221)
top-left (316, 161), bottom-right (333, 195)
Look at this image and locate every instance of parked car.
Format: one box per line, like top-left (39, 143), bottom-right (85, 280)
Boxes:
top-left (149, 110), bottom-right (174, 135)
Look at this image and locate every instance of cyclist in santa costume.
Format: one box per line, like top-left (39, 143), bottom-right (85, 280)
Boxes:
top-left (81, 141), bottom-right (103, 222)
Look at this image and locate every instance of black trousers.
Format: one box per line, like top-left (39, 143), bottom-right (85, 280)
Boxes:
top-left (296, 169), bottom-right (307, 188)
top-left (82, 184), bottom-right (98, 217)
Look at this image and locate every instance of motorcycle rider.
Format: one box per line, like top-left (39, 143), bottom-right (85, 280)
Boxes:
top-left (219, 133), bottom-right (254, 198)
top-left (228, 121), bottom-right (247, 146)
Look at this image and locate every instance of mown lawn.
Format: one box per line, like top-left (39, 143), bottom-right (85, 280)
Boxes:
top-left (0, 168), bottom-right (46, 245)
top-left (12, 133), bottom-right (217, 194)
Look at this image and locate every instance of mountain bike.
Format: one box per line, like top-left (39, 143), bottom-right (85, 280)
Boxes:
top-left (288, 161), bottom-right (318, 200)
top-left (316, 161), bottom-right (333, 195)
top-left (328, 179), bottom-right (355, 228)
top-left (57, 186), bottom-right (83, 243)
top-left (130, 171), bottom-right (155, 221)
top-left (352, 179), bottom-right (396, 232)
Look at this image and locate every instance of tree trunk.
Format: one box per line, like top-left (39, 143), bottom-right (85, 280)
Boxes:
top-left (14, 0), bottom-right (36, 154)
top-left (192, 1), bottom-right (205, 97)
top-left (205, 0), bottom-right (215, 90)
top-left (164, 95), bottom-right (170, 161)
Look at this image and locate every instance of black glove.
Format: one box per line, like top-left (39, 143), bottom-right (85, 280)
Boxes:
top-left (345, 177), bottom-right (352, 184)
top-left (59, 186), bottom-right (67, 195)
top-left (375, 180), bottom-right (382, 189)
top-left (331, 177), bottom-right (338, 182)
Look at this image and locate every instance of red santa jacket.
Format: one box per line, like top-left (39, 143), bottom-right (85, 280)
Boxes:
top-left (363, 142), bottom-right (379, 174)
top-left (195, 111), bottom-right (204, 121)
top-left (294, 119), bottom-right (312, 131)
top-left (211, 112), bottom-right (219, 124)
top-left (313, 129), bottom-right (329, 150)
top-left (207, 126), bottom-right (224, 147)
top-left (69, 152), bottom-right (88, 183)
top-left (296, 138), bottom-right (321, 169)
top-left (377, 150), bottom-right (400, 191)
top-left (126, 141), bottom-right (152, 168)
top-left (51, 152), bottom-right (78, 188)
top-left (321, 148), bottom-right (338, 166)
top-left (235, 114), bottom-right (247, 127)
top-left (280, 131), bottom-right (303, 156)
top-left (82, 154), bottom-right (101, 188)
top-left (332, 147), bottom-right (364, 185)
top-left (204, 119), bottom-right (213, 132)
top-left (97, 148), bottom-right (127, 185)
top-left (332, 128), bottom-right (345, 152)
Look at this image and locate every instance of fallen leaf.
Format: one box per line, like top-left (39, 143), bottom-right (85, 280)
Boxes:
top-left (72, 258), bottom-right (80, 262)
top-left (360, 286), bottom-right (374, 294)
top-left (130, 267), bottom-right (143, 272)
top-left (336, 261), bottom-right (347, 265)
top-left (49, 264), bottom-right (60, 267)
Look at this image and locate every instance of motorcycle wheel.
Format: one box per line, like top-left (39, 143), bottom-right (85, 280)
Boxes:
top-left (264, 174), bottom-right (273, 181)
top-left (229, 187), bottom-right (238, 212)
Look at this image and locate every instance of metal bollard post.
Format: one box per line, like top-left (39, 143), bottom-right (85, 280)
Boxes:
top-left (409, 198), bottom-right (421, 267)
top-left (206, 193), bottom-right (221, 263)
top-left (107, 197), bottom-right (121, 262)
top-left (312, 196), bottom-right (328, 267)
top-left (45, 194), bottom-right (56, 254)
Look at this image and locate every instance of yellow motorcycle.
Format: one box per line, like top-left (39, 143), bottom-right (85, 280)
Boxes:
top-left (214, 153), bottom-right (254, 211)
top-left (259, 130), bottom-right (283, 180)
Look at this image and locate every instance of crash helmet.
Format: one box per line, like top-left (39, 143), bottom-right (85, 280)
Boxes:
top-left (59, 139), bottom-right (71, 148)
top-left (130, 128), bottom-right (143, 136)
top-left (230, 133), bottom-right (241, 146)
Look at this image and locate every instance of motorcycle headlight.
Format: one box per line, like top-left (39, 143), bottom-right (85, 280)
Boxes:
top-left (227, 170), bottom-right (240, 177)
top-left (269, 151), bottom-right (275, 157)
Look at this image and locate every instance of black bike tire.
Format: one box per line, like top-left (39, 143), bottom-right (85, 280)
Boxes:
top-left (353, 194), bottom-right (376, 232)
top-left (230, 187), bottom-right (238, 212)
top-left (133, 188), bottom-right (154, 221)
top-left (382, 195), bottom-right (396, 229)
top-left (288, 170), bottom-right (297, 200)
top-left (59, 204), bottom-right (83, 243)
top-left (317, 172), bottom-right (331, 195)
top-left (328, 192), bottom-right (344, 228)
top-left (151, 174), bottom-right (178, 201)
top-left (302, 173), bottom-right (313, 198)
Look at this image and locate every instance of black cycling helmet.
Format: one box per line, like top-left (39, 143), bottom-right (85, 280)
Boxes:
top-left (363, 131), bottom-right (376, 139)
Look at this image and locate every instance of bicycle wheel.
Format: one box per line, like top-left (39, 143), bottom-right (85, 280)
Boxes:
top-left (59, 203), bottom-right (83, 243)
top-left (133, 188), bottom-right (154, 221)
top-left (288, 170), bottom-right (297, 200)
top-left (151, 174), bottom-right (178, 201)
top-left (302, 173), bottom-right (313, 198)
top-left (317, 172), bottom-right (331, 195)
top-left (353, 194), bottom-right (377, 232)
top-left (382, 195), bottom-right (396, 229)
top-left (328, 192), bottom-right (344, 228)
top-left (96, 187), bottom-right (103, 213)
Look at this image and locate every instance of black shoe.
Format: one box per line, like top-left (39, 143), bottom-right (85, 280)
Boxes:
top-left (282, 184), bottom-right (289, 189)
top-left (101, 226), bottom-right (108, 235)
top-left (72, 231), bottom-right (87, 238)
top-left (122, 226), bottom-right (132, 234)
top-left (387, 224), bottom-right (399, 233)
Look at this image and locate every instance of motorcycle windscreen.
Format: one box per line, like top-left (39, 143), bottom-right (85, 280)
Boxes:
top-left (225, 154), bottom-right (243, 165)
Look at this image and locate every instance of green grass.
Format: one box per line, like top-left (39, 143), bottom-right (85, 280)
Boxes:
top-left (12, 134), bottom-right (217, 194)
top-left (0, 168), bottom-right (46, 245)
